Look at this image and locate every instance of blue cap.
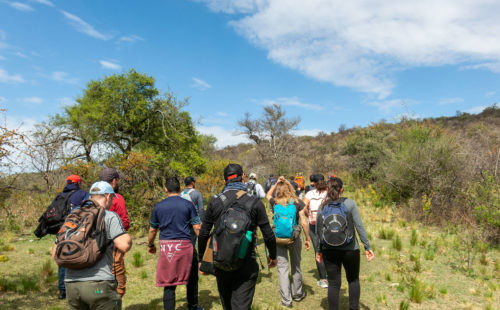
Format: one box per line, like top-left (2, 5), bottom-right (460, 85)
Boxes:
top-left (89, 181), bottom-right (116, 197)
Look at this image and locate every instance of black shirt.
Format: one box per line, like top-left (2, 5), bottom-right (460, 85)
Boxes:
top-left (198, 189), bottom-right (277, 261)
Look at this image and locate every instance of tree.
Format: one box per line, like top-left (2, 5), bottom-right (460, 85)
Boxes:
top-left (54, 69), bottom-right (206, 175)
top-left (238, 104), bottom-right (300, 174)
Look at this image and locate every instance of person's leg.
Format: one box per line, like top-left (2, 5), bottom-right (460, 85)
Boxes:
top-left (92, 281), bottom-right (121, 310)
top-left (289, 239), bottom-right (304, 300)
top-left (323, 250), bottom-right (344, 310)
top-left (186, 249), bottom-right (200, 309)
top-left (65, 282), bottom-right (88, 310)
top-left (276, 244), bottom-right (292, 306)
top-left (112, 247), bottom-right (127, 297)
top-left (163, 286), bottom-right (177, 310)
top-left (230, 260), bottom-right (259, 310)
top-left (309, 224), bottom-right (328, 281)
top-left (215, 270), bottom-right (232, 310)
top-left (342, 250), bottom-right (361, 310)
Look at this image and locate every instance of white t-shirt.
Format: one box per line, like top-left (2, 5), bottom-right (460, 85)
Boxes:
top-left (305, 189), bottom-right (327, 225)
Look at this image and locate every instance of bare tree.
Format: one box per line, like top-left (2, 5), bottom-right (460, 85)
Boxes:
top-left (238, 104), bottom-right (300, 174)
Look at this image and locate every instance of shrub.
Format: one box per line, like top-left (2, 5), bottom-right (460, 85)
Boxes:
top-left (132, 252), bottom-right (144, 268)
top-left (410, 229), bottom-right (418, 246)
top-left (393, 234), bottom-right (403, 251)
top-left (399, 300), bottom-right (410, 310)
top-left (140, 270), bottom-right (148, 279)
top-left (378, 228), bottom-right (395, 240)
top-left (409, 279), bottom-right (424, 303)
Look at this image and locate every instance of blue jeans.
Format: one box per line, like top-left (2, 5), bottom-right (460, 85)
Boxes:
top-left (58, 267), bottom-right (66, 292)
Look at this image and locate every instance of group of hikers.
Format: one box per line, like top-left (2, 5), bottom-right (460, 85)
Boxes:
top-left (35, 164), bottom-right (374, 310)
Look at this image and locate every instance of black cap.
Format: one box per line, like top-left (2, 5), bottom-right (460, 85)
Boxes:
top-left (184, 176), bottom-right (197, 186)
top-left (99, 168), bottom-right (124, 182)
top-left (224, 163), bottom-right (243, 181)
top-left (310, 174), bottom-right (325, 182)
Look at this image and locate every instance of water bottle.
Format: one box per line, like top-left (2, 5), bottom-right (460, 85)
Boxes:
top-left (237, 231), bottom-right (253, 259)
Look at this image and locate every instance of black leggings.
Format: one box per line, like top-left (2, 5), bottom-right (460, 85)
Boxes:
top-left (323, 249), bottom-right (360, 310)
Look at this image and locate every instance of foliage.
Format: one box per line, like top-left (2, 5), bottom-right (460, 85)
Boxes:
top-left (196, 159), bottom-right (236, 197)
top-left (469, 172), bottom-right (500, 238)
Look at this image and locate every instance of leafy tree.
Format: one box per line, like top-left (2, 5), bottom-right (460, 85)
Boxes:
top-left (238, 104), bottom-right (300, 175)
top-left (54, 69), bottom-right (205, 175)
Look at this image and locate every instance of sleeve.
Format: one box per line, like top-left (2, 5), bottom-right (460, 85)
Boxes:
top-left (150, 205), bottom-right (160, 229)
top-left (188, 201), bottom-right (201, 225)
top-left (194, 191), bottom-right (204, 221)
top-left (305, 191), bottom-right (313, 201)
top-left (256, 184), bottom-right (266, 199)
top-left (198, 197), bottom-right (217, 260)
top-left (255, 200), bottom-right (276, 260)
top-left (111, 195), bottom-right (130, 231)
top-left (316, 208), bottom-right (324, 253)
top-left (348, 199), bottom-right (372, 251)
top-left (108, 212), bottom-right (127, 240)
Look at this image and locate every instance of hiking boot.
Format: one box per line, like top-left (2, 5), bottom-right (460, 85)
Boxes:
top-left (292, 291), bottom-right (306, 302)
top-left (58, 290), bottom-right (66, 299)
top-left (189, 306), bottom-right (204, 310)
top-left (317, 279), bottom-right (328, 288)
top-left (280, 301), bottom-right (292, 308)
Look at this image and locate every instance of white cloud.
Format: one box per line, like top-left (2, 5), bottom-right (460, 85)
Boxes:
top-left (60, 10), bottom-right (110, 40)
top-left (292, 128), bottom-right (323, 136)
top-left (9, 2), bottom-right (34, 11)
top-left (117, 35), bottom-right (144, 43)
top-left (485, 91), bottom-right (496, 98)
top-left (20, 96), bottom-right (43, 104)
top-left (439, 97), bottom-right (464, 105)
top-left (32, 0), bottom-right (54, 7)
top-left (14, 51), bottom-right (29, 59)
top-left (0, 68), bottom-right (24, 83)
top-left (192, 77), bottom-right (212, 91)
top-left (100, 60), bottom-right (121, 70)
top-left (51, 71), bottom-right (79, 85)
top-left (368, 98), bottom-right (417, 114)
top-left (0, 29), bottom-right (6, 41)
top-left (466, 105), bottom-right (486, 114)
top-left (197, 125), bottom-right (250, 148)
top-left (57, 97), bottom-right (75, 107)
top-left (258, 96), bottom-right (322, 111)
top-left (216, 112), bottom-right (229, 117)
top-left (201, 0), bottom-right (500, 98)
top-left (462, 62), bottom-right (500, 73)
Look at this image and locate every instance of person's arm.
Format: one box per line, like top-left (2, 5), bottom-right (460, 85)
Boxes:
top-left (198, 197), bottom-right (217, 261)
top-left (265, 182), bottom-right (278, 201)
top-left (195, 191), bottom-right (204, 221)
top-left (315, 206), bottom-right (325, 263)
top-left (192, 224), bottom-right (201, 236)
top-left (302, 197), bottom-right (310, 217)
top-left (109, 195), bottom-right (130, 231)
top-left (147, 227), bottom-right (158, 254)
top-left (255, 200), bottom-right (277, 268)
top-left (348, 199), bottom-right (374, 261)
top-left (114, 234), bottom-right (132, 253)
top-left (256, 184), bottom-right (266, 199)
top-left (298, 209), bottom-right (310, 251)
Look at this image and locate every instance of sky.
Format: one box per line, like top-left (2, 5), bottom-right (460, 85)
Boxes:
top-left (1, 0), bottom-right (500, 148)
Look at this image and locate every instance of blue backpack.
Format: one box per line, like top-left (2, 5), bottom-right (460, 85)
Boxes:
top-left (273, 200), bottom-right (297, 238)
top-left (320, 198), bottom-right (355, 247)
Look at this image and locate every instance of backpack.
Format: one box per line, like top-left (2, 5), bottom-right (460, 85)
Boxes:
top-left (264, 177), bottom-right (276, 193)
top-left (272, 200), bottom-right (297, 239)
top-left (53, 200), bottom-right (108, 270)
top-left (180, 189), bottom-right (194, 203)
top-left (295, 175), bottom-right (305, 190)
top-left (34, 190), bottom-right (76, 238)
top-left (245, 182), bottom-right (256, 196)
top-left (212, 190), bottom-right (256, 271)
top-left (320, 198), bottom-right (355, 247)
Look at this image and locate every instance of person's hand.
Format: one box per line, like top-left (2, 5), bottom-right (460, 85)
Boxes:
top-left (148, 244), bottom-right (156, 254)
top-left (316, 252), bottom-right (323, 264)
top-left (304, 239), bottom-right (311, 251)
top-left (278, 176), bottom-right (286, 183)
top-left (198, 262), bottom-right (209, 276)
top-left (267, 256), bottom-right (278, 268)
top-left (365, 250), bottom-right (374, 262)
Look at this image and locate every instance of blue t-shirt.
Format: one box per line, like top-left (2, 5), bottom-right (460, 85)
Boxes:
top-left (150, 196), bottom-right (200, 240)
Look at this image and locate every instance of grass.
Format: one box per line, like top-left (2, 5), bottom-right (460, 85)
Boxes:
top-left (1, 191), bottom-right (499, 309)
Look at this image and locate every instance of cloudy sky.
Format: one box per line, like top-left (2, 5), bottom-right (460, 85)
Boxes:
top-left (1, 0), bottom-right (499, 147)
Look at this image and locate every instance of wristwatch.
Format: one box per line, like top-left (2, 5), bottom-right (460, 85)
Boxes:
top-left (148, 243), bottom-right (155, 248)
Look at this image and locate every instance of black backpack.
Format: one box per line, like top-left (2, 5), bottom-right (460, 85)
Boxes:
top-left (245, 182), bottom-right (256, 196)
top-left (212, 190), bottom-right (256, 271)
top-left (264, 177), bottom-right (276, 193)
top-left (34, 191), bottom-right (76, 238)
top-left (319, 198), bottom-right (355, 247)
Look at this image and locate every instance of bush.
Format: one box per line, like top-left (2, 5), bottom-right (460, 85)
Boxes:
top-left (132, 252), bottom-right (144, 267)
top-left (393, 234), bottom-right (403, 251)
top-left (410, 229), bottom-right (418, 246)
top-left (378, 228), bottom-right (395, 240)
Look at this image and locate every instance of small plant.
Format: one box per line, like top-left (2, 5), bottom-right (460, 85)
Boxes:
top-left (385, 273), bottom-right (392, 281)
top-left (409, 252), bottom-right (418, 262)
top-left (1, 244), bottom-right (15, 252)
top-left (140, 270), bottom-right (148, 279)
top-left (132, 251), bottom-right (144, 267)
top-left (410, 229), bottom-right (418, 246)
top-left (0, 255), bottom-right (8, 262)
top-left (409, 279), bottom-right (424, 303)
top-left (378, 228), bottom-right (395, 240)
top-left (39, 259), bottom-right (54, 283)
top-left (424, 247), bottom-right (435, 261)
top-left (414, 259), bottom-right (422, 273)
top-left (376, 294), bottom-right (387, 304)
top-left (393, 234), bottom-right (403, 251)
top-left (439, 287), bottom-right (448, 295)
top-left (28, 248), bottom-right (35, 255)
top-left (480, 254), bottom-right (488, 265)
top-left (399, 300), bottom-right (410, 310)
top-left (367, 275), bottom-right (374, 282)
top-left (399, 220), bottom-right (407, 228)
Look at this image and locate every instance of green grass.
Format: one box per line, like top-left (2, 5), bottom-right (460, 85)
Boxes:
top-left (1, 193), bottom-right (499, 309)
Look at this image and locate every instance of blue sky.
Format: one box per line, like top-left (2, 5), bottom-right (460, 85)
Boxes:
top-left (1, 0), bottom-right (499, 147)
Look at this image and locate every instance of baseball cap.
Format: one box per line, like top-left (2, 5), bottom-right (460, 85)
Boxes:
top-left (99, 167), bottom-right (124, 182)
top-left (184, 176), bottom-right (197, 186)
top-left (66, 175), bottom-right (81, 184)
top-left (224, 163), bottom-right (243, 181)
top-left (249, 173), bottom-right (257, 179)
top-left (89, 181), bottom-right (116, 197)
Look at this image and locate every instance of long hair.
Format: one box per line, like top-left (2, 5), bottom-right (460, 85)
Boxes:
top-left (275, 178), bottom-right (298, 205)
top-left (319, 177), bottom-right (343, 211)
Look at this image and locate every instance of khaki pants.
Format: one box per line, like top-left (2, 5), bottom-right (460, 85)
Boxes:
top-left (66, 280), bottom-right (121, 310)
top-left (112, 248), bottom-right (126, 296)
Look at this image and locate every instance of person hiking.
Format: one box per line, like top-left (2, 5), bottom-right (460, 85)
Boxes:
top-left (288, 176), bottom-right (301, 197)
top-left (54, 175), bottom-right (88, 300)
top-left (148, 177), bottom-right (203, 310)
top-left (303, 174), bottom-right (329, 288)
top-left (53, 181), bottom-right (132, 309)
top-left (181, 176), bottom-right (205, 245)
top-left (305, 174), bottom-right (323, 195)
top-left (198, 163), bottom-right (277, 310)
top-left (246, 173), bottom-right (265, 198)
top-left (266, 176), bottom-right (311, 307)
top-left (316, 177), bottom-right (374, 310)
top-left (264, 174), bottom-right (277, 194)
top-left (99, 167), bottom-right (130, 297)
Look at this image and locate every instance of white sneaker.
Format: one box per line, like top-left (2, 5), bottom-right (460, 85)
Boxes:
top-left (317, 279), bottom-right (328, 288)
